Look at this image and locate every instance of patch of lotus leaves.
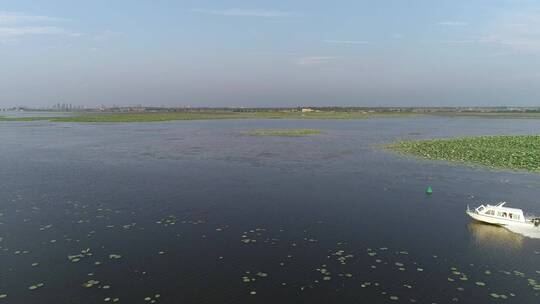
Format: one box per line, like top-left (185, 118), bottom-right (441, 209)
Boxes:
top-left (390, 135), bottom-right (540, 172)
top-left (28, 283), bottom-right (44, 290)
top-left (83, 280), bottom-right (100, 288)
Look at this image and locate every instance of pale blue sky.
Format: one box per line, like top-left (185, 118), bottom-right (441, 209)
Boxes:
top-left (1, 0), bottom-right (540, 107)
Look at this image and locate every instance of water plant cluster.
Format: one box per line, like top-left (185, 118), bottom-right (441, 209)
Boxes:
top-left (248, 129), bottom-right (322, 137)
top-left (390, 135), bottom-right (540, 172)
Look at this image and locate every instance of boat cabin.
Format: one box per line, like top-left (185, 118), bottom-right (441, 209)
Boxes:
top-left (474, 202), bottom-right (525, 223)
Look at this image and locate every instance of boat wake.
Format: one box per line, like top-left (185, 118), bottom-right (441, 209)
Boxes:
top-left (504, 225), bottom-right (540, 239)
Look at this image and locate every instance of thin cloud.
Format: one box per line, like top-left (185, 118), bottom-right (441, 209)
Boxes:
top-left (0, 26), bottom-right (69, 37)
top-left (94, 30), bottom-right (124, 41)
top-left (323, 39), bottom-right (372, 45)
top-left (438, 39), bottom-right (476, 44)
top-left (437, 21), bottom-right (469, 26)
top-left (479, 12), bottom-right (540, 53)
top-left (479, 34), bottom-right (540, 53)
top-left (295, 56), bottom-right (337, 67)
top-left (0, 11), bottom-right (61, 24)
top-left (190, 8), bottom-right (292, 17)
top-left (0, 11), bottom-right (80, 42)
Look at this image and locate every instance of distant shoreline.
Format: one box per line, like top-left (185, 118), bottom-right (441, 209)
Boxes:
top-left (3, 108), bottom-right (540, 122)
top-left (0, 111), bottom-right (416, 122)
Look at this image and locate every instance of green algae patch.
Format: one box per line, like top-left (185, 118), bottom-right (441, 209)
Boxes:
top-left (248, 129), bottom-right (322, 137)
top-left (388, 135), bottom-right (540, 173)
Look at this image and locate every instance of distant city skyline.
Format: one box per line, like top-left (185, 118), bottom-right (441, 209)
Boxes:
top-left (1, 0), bottom-right (540, 107)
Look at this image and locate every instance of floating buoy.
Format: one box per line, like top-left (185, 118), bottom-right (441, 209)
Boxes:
top-left (425, 186), bottom-right (433, 195)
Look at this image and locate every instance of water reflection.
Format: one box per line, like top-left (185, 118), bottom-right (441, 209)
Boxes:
top-left (468, 222), bottom-right (524, 251)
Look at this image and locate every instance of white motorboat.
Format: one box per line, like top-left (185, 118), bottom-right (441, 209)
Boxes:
top-left (466, 202), bottom-right (540, 228)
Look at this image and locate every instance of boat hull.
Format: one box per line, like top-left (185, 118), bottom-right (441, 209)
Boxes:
top-left (466, 210), bottom-right (533, 227)
top-left (466, 204), bottom-right (540, 238)
top-left (467, 211), bottom-right (519, 226)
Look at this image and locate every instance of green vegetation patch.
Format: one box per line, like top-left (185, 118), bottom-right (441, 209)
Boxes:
top-left (248, 129), bottom-right (322, 137)
top-left (389, 135), bottom-right (540, 173)
top-left (1, 111), bottom-right (415, 123)
top-left (0, 116), bottom-right (53, 122)
top-left (50, 112), bottom-right (252, 122)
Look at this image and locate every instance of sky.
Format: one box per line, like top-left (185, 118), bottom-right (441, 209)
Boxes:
top-left (1, 0), bottom-right (540, 108)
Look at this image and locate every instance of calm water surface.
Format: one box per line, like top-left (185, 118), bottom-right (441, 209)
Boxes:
top-left (1, 117), bottom-right (540, 303)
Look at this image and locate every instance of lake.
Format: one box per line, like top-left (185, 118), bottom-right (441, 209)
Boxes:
top-left (1, 116), bottom-right (539, 303)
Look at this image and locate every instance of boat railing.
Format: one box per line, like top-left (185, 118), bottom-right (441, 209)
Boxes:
top-left (525, 213), bottom-right (538, 220)
top-left (467, 205), bottom-right (478, 214)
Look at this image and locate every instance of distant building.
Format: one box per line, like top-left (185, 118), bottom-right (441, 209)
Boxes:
top-left (301, 108), bottom-right (315, 113)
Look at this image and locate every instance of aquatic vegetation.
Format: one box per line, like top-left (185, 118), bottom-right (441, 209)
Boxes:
top-left (28, 283), bottom-right (44, 290)
top-left (389, 135), bottom-right (540, 172)
top-left (39, 224), bottom-right (53, 231)
top-left (68, 249), bottom-right (92, 262)
top-left (367, 248), bottom-right (377, 256)
top-left (104, 297), bottom-right (120, 302)
top-left (143, 294), bottom-right (160, 303)
top-left (0, 116), bottom-right (56, 122)
top-left (316, 266), bottom-right (332, 281)
top-left (332, 249), bottom-right (354, 265)
top-left (247, 129), bottom-right (322, 137)
top-left (242, 270), bottom-right (269, 284)
top-left (108, 254), bottom-right (122, 260)
top-left (83, 280), bottom-right (100, 288)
